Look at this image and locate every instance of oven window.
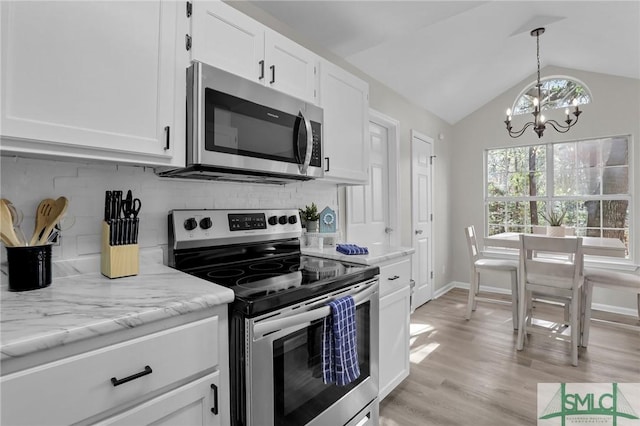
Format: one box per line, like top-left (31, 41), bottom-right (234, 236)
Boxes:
top-left (273, 303), bottom-right (370, 426)
top-left (204, 88), bottom-right (303, 164)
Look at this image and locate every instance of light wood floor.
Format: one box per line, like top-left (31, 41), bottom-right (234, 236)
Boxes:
top-left (379, 288), bottom-right (640, 426)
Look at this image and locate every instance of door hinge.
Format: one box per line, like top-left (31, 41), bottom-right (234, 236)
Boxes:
top-left (185, 34), bottom-right (192, 51)
top-left (430, 213), bottom-right (433, 221)
top-left (430, 271), bottom-right (434, 279)
top-left (186, 1), bottom-right (192, 17)
top-left (430, 155), bottom-right (436, 165)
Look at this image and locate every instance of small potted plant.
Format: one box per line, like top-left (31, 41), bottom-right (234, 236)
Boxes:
top-left (300, 203), bottom-right (320, 232)
top-left (541, 207), bottom-right (566, 237)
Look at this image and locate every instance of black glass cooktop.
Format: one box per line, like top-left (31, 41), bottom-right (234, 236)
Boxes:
top-left (188, 254), bottom-right (378, 316)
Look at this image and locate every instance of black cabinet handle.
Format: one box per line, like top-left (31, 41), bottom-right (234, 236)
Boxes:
top-left (111, 365), bottom-right (152, 387)
top-left (270, 65), bottom-right (275, 84)
top-left (388, 275), bottom-right (400, 281)
top-left (324, 157), bottom-right (330, 172)
top-left (259, 60), bottom-right (265, 80)
top-left (210, 384), bottom-right (219, 415)
top-left (164, 126), bottom-right (170, 151)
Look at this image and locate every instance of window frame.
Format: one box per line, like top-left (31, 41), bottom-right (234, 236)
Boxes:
top-left (483, 134), bottom-right (634, 263)
top-left (510, 74), bottom-right (593, 116)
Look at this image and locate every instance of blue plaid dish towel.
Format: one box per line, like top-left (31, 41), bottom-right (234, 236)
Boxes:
top-left (336, 243), bottom-right (369, 255)
top-left (322, 295), bottom-right (360, 386)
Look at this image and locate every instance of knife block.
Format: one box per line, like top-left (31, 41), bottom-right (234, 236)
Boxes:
top-left (101, 222), bottom-right (139, 278)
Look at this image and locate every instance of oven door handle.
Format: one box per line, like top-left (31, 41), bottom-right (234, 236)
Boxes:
top-left (253, 283), bottom-right (378, 338)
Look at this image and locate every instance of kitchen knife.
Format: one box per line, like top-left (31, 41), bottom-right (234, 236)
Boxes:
top-left (132, 218), bottom-right (139, 244)
top-left (114, 191), bottom-right (122, 220)
top-left (104, 191), bottom-right (112, 222)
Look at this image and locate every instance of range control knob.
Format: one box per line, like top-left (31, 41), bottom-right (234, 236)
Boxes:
top-left (184, 218), bottom-right (198, 231)
top-left (268, 215), bottom-right (278, 226)
top-left (288, 215), bottom-right (298, 224)
top-left (199, 217), bottom-right (213, 230)
top-left (278, 215), bottom-right (288, 225)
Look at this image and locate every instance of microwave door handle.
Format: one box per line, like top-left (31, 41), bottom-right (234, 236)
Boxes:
top-left (253, 282), bottom-right (378, 338)
top-left (297, 110), bottom-right (313, 174)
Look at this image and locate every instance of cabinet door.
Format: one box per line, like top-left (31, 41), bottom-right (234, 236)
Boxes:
top-left (0, 1), bottom-right (177, 164)
top-left (379, 285), bottom-right (411, 400)
top-left (190, 0), bottom-right (265, 84)
top-left (264, 30), bottom-right (317, 104)
top-left (98, 372), bottom-right (221, 426)
top-left (319, 59), bottom-right (370, 184)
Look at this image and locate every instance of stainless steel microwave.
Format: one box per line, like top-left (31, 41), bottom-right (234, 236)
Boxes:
top-left (159, 61), bottom-right (323, 184)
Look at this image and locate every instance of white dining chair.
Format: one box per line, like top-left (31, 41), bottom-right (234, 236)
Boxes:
top-left (464, 226), bottom-right (519, 329)
top-left (581, 269), bottom-right (640, 346)
top-left (517, 234), bottom-right (584, 366)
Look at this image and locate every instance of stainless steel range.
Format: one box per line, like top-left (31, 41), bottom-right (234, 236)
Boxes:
top-left (168, 209), bottom-right (380, 426)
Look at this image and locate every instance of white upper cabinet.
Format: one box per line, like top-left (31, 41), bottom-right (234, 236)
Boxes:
top-left (189, 0), bottom-right (318, 104)
top-left (319, 59), bottom-right (370, 184)
top-left (0, 1), bottom-right (183, 166)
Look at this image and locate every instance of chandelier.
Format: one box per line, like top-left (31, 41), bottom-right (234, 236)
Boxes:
top-left (504, 27), bottom-right (582, 138)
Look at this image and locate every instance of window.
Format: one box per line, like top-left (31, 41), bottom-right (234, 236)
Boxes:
top-left (512, 76), bottom-right (592, 116)
top-left (486, 136), bottom-right (631, 257)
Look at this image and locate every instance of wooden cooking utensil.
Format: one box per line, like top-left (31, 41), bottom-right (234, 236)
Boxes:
top-left (35, 197), bottom-right (69, 246)
top-left (0, 199), bottom-right (22, 247)
top-left (30, 198), bottom-right (56, 246)
top-left (4, 199), bottom-right (27, 245)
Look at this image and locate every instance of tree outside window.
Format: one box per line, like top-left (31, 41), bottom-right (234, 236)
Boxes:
top-left (485, 136), bottom-right (630, 257)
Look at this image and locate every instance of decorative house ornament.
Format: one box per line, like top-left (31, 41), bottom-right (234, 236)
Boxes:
top-left (319, 206), bottom-right (337, 233)
top-left (504, 27), bottom-right (583, 138)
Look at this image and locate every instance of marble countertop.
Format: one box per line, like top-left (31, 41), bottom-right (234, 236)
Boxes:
top-left (0, 250), bottom-right (234, 362)
top-left (302, 244), bottom-right (415, 265)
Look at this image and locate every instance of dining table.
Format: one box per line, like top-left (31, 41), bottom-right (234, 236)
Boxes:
top-left (482, 231), bottom-right (628, 348)
top-left (484, 232), bottom-right (627, 258)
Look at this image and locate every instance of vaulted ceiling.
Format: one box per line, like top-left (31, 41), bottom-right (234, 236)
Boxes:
top-left (246, 1), bottom-right (640, 124)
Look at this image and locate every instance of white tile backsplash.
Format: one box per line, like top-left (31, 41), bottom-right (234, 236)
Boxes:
top-left (1, 157), bottom-right (338, 261)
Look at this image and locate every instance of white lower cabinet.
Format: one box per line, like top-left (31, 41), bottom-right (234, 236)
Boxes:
top-left (377, 256), bottom-right (412, 400)
top-left (98, 372), bottom-right (221, 426)
top-left (0, 310), bottom-right (229, 426)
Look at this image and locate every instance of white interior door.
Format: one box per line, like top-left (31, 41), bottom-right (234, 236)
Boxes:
top-left (346, 110), bottom-right (399, 247)
top-left (411, 130), bottom-right (434, 308)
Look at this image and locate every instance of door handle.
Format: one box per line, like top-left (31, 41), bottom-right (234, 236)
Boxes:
top-left (385, 227), bottom-right (393, 233)
top-left (415, 229), bottom-right (423, 235)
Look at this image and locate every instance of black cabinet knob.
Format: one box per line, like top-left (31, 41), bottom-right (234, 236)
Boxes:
top-left (288, 215), bottom-right (298, 224)
top-left (278, 215), bottom-right (288, 225)
top-left (268, 215), bottom-right (278, 226)
top-left (199, 217), bottom-right (213, 230)
top-left (184, 218), bottom-right (198, 231)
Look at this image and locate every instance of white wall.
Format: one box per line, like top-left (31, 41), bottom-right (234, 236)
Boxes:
top-left (451, 66), bottom-right (640, 312)
top-left (0, 157), bottom-right (338, 262)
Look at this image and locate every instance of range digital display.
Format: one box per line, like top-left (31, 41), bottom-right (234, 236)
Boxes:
top-left (228, 213), bottom-right (267, 231)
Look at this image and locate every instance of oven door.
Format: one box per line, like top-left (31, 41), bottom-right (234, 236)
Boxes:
top-left (247, 279), bottom-right (379, 426)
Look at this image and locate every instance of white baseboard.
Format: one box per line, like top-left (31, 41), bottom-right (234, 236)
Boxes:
top-left (439, 281), bottom-right (638, 318)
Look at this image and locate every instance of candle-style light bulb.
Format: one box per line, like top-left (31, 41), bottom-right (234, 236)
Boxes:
top-left (540, 115), bottom-right (546, 123)
top-left (533, 98), bottom-right (539, 107)
top-left (506, 108), bottom-right (512, 116)
top-left (572, 99), bottom-right (578, 106)
top-left (565, 108), bottom-right (570, 116)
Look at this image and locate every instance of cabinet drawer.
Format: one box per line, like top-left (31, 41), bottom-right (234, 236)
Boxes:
top-left (1, 316), bottom-right (218, 426)
top-left (379, 258), bottom-right (411, 297)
